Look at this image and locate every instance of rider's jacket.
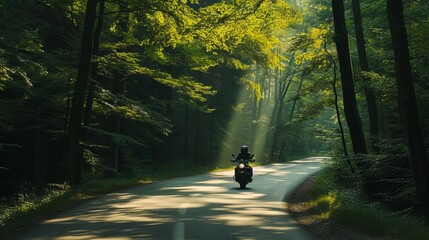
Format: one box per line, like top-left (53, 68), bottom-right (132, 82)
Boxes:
top-left (235, 152), bottom-right (252, 160)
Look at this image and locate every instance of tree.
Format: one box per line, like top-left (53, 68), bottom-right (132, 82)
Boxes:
top-left (351, 0), bottom-right (379, 153)
top-left (387, 0), bottom-right (429, 220)
top-left (331, 0), bottom-right (367, 160)
top-left (62, 0), bottom-right (99, 183)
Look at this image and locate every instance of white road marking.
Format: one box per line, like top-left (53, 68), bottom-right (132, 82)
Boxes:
top-left (172, 222), bottom-right (185, 240)
top-left (172, 203), bottom-right (189, 240)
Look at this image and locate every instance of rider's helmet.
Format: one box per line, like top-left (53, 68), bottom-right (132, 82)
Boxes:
top-left (240, 145), bottom-right (248, 154)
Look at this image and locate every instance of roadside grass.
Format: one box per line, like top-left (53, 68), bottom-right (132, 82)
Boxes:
top-left (0, 178), bottom-right (141, 239)
top-left (0, 163), bottom-right (234, 239)
top-left (331, 206), bottom-right (429, 240)
top-left (310, 169), bottom-right (429, 240)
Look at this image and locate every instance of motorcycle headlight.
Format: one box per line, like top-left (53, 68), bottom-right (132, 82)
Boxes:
top-left (239, 163), bottom-right (245, 169)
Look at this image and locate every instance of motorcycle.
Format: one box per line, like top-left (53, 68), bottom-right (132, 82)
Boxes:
top-left (231, 154), bottom-right (255, 189)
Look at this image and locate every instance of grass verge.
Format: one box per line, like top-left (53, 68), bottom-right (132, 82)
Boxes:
top-left (306, 169), bottom-right (429, 240)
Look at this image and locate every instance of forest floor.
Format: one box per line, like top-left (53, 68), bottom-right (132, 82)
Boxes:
top-left (287, 174), bottom-right (398, 240)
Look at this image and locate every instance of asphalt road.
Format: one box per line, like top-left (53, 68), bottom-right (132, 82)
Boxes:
top-left (13, 157), bottom-right (326, 240)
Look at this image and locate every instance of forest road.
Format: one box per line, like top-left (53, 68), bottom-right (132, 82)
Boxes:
top-left (13, 157), bottom-right (326, 240)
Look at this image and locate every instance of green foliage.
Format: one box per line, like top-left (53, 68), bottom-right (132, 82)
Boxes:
top-left (168, 44), bottom-right (219, 71)
top-left (331, 207), bottom-right (429, 240)
top-left (309, 167), bottom-right (429, 240)
top-left (240, 77), bottom-right (262, 101)
top-left (0, 1), bottom-right (76, 133)
top-left (99, 49), bottom-right (217, 111)
top-left (181, 0), bottom-right (301, 69)
top-left (328, 149), bottom-right (419, 213)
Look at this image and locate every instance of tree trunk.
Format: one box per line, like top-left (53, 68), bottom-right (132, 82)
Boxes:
top-left (387, 0), bottom-right (429, 220)
top-left (209, 95), bottom-right (215, 163)
top-left (62, 0), bottom-right (99, 183)
top-left (289, 73), bottom-right (304, 121)
top-left (270, 54), bottom-right (294, 127)
top-left (193, 111), bottom-right (201, 164)
top-left (257, 68), bottom-right (265, 120)
top-left (324, 41), bottom-right (354, 172)
top-left (84, 0), bottom-right (104, 131)
top-left (269, 75), bottom-right (293, 161)
top-left (332, 56), bottom-right (354, 172)
top-left (250, 94), bottom-right (257, 149)
top-left (105, 76), bottom-right (125, 177)
top-left (76, 0), bottom-right (105, 182)
top-left (184, 106), bottom-right (189, 158)
top-left (64, 78), bottom-right (72, 131)
top-left (268, 55), bottom-right (296, 161)
top-left (103, 3), bottom-right (131, 177)
top-left (331, 0), bottom-right (368, 160)
top-left (250, 71), bottom-right (259, 150)
top-left (267, 71), bottom-right (271, 102)
top-left (210, 111), bottom-right (214, 163)
top-left (351, 0), bottom-right (380, 153)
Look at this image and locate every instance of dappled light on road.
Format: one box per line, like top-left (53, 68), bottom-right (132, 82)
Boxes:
top-left (14, 158), bottom-right (325, 240)
top-left (161, 185), bottom-right (227, 193)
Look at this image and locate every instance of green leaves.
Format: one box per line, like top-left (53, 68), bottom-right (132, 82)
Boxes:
top-left (190, 0), bottom-right (300, 69)
top-left (94, 88), bottom-right (173, 135)
top-left (240, 77), bottom-right (262, 101)
top-left (98, 48), bottom-right (216, 109)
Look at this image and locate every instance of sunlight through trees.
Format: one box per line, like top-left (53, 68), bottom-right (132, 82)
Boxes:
top-left (2, 0), bottom-right (429, 228)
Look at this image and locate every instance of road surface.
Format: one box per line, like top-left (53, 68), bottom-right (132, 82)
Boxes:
top-left (14, 157), bottom-right (326, 240)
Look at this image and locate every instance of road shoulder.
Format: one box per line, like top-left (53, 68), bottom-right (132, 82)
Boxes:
top-left (287, 174), bottom-right (397, 240)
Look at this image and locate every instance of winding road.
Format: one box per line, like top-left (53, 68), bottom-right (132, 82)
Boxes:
top-left (14, 157), bottom-right (326, 240)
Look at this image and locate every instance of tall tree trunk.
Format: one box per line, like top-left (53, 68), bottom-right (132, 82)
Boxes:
top-left (270, 54), bottom-right (295, 127)
top-left (193, 111), bottom-right (201, 164)
top-left (331, 0), bottom-right (368, 160)
top-left (333, 75), bottom-right (350, 158)
top-left (209, 95), bottom-right (215, 163)
top-left (104, 3), bottom-right (131, 176)
top-left (268, 55), bottom-right (296, 160)
top-left (76, 0), bottom-right (105, 182)
top-left (250, 70), bottom-right (259, 150)
top-left (267, 71), bottom-right (272, 103)
top-left (105, 76), bottom-right (124, 177)
top-left (289, 73), bottom-right (304, 121)
top-left (332, 58), bottom-right (354, 172)
top-left (351, 0), bottom-right (380, 153)
top-left (184, 106), bottom-right (189, 158)
top-left (258, 68), bottom-right (266, 120)
top-left (62, 0), bottom-right (99, 183)
top-left (210, 111), bottom-right (214, 163)
top-left (64, 77), bottom-right (72, 131)
top-left (325, 41), bottom-right (354, 172)
top-left (387, 0), bottom-right (429, 220)
top-left (83, 0), bottom-right (104, 132)
top-left (269, 74), bottom-right (293, 161)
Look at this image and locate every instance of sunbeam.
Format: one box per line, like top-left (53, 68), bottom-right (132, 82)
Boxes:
top-left (216, 68), bottom-right (276, 166)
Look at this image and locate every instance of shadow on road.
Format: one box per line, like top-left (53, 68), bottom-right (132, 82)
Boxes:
top-left (14, 157), bottom-right (326, 240)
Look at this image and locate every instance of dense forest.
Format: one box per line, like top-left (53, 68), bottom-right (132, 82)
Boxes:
top-left (1, 0), bottom-right (429, 222)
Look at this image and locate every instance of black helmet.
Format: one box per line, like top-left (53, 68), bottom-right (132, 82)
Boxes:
top-left (240, 145), bottom-right (248, 154)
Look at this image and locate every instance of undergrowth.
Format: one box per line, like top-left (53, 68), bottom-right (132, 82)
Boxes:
top-left (313, 162), bottom-right (429, 240)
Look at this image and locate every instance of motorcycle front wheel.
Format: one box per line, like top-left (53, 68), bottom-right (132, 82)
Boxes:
top-left (239, 182), bottom-right (247, 189)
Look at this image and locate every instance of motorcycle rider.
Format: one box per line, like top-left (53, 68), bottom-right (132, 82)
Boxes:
top-left (235, 145), bottom-right (252, 160)
top-left (234, 145), bottom-right (254, 182)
